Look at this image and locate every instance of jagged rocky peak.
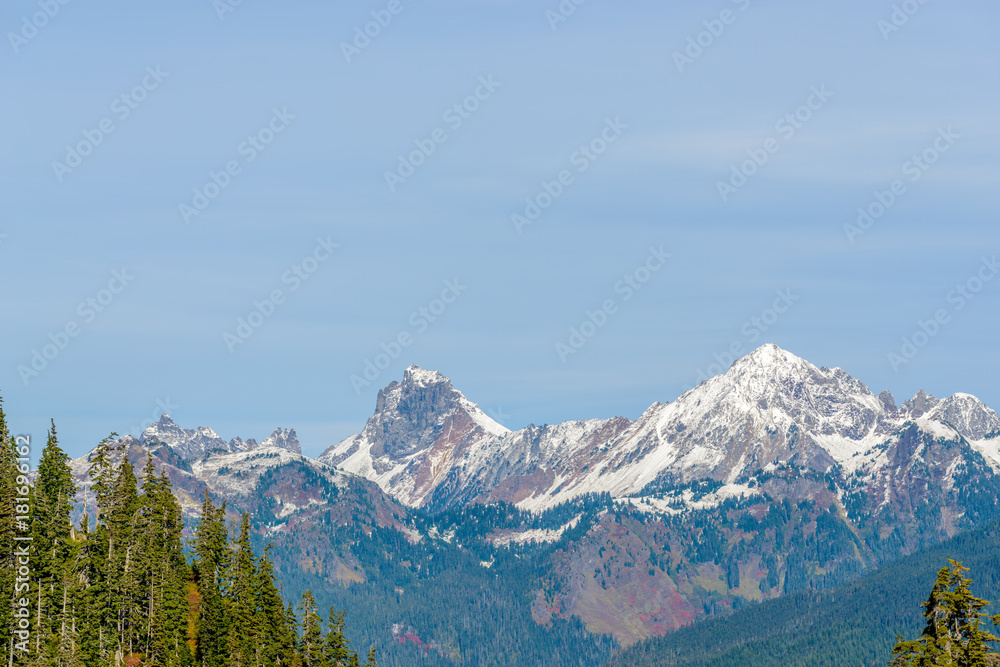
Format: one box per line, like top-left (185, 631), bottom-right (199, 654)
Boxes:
top-left (319, 364), bottom-right (508, 474)
top-left (141, 414), bottom-right (233, 458)
top-left (714, 344), bottom-right (883, 418)
top-left (369, 365), bottom-right (507, 453)
top-left (259, 428), bottom-right (302, 454)
top-left (900, 389), bottom-right (999, 440)
top-left (878, 390), bottom-right (898, 413)
top-left (927, 393), bottom-right (1000, 440)
top-left (229, 436), bottom-right (258, 451)
top-left (902, 389), bottom-right (939, 417)
top-left (375, 365), bottom-right (452, 416)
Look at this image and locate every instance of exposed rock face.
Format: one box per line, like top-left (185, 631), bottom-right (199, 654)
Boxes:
top-left (320, 345), bottom-right (1000, 512)
top-left (139, 414), bottom-right (307, 459)
top-left (319, 366), bottom-right (509, 507)
top-left (141, 414), bottom-right (237, 458)
top-left (229, 437), bottom-right (259, 451)
top-left (260, 428), bottom-right (302, 454)
top-left (65, 348), bottom-right (1000, 651)
top-left (902, 391), bottom-right (1000, 440)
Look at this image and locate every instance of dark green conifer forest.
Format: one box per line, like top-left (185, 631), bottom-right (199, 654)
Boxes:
top-left (0, 399), bottom-right (376, 667)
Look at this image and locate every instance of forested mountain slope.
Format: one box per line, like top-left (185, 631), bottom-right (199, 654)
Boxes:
top-left (606, 520), bottom-right (1000, 667)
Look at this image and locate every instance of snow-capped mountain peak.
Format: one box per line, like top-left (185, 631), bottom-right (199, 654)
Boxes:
top-left (141, 414), bottom-right (306, 459)
top-left (318, 366), bottom-right (510, 505)
top-left (319, 345), bottom-right (1000, 512)
top-left (902, 390), bottom-right (1000, 440)
top-left (260, 428), bottom-right (302, 454)
top-left (403, 364), bottom-right (448, 388)
top-left (141, 414), bottom-right (234, 458)
top-left (134, 346), bottom-right (1000, 515)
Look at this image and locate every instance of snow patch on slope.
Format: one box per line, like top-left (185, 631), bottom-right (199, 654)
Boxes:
top-left (488, 514), bottom-right (583, 546)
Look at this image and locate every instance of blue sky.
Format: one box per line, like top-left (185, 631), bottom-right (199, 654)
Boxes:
top-left (2, 0), bottom-right (998, 460)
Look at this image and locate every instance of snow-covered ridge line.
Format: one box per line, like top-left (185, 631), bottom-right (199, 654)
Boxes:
top-left (318, 347), bottom-right (1000, 513)
top-left (102, 349), bottom-right (999, 516)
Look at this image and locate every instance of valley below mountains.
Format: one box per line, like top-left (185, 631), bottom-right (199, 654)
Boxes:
top-left (69, 344), bottom-right (1000, 666)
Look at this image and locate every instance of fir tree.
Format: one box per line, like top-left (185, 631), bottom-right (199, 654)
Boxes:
top-left (255, 546), bottom-right (295, 667)
top-left (31, 421), bottom-right (76, 662)
top-left (195, 492), bottom-right (232, 667)
top-left (228, 513), bottom-right (258, 667)
top-left (0, 397), bottom-right (21, 663)
top-left (297, 591), bottom-right (325, 667)
top-left (890, 560), bottom-right (1000, 666)
top-left (323, 609), bottom-right (354, 667)
top-left (0, 398), bottom-right (375, 667)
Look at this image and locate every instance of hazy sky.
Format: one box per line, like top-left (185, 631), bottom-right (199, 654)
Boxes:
top-left (3, 0), bottom-right (998, 460)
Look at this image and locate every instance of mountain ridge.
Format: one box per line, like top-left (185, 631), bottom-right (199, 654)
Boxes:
top-left (318, 344), bottom-right (1000, 512)
top-left (58, 344), bottom-right (1000, 649)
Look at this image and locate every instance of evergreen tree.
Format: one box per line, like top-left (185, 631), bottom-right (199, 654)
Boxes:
top-left (228, 513), bottom-right (258, 667)
top-left (0, 398), bottom-right (29, 667)
top-left (0, 397), bottom-right (375, 667)
top-left (285, 602), bottom-right (301, 659)
top-left (0, 397), bottom-right (20, 661)
top-left (890, 560), bottom-right (1000, 666)
top-left (195, 492), bottom-right (232, 667)
top-left (255, 545), bottom-right (295, 667)
top-left (323, 609), bottom-right (354, 667)
top-left (31, 421), bottom-right (76, 662)
top-left (297, 591), bottom-right (325, 667)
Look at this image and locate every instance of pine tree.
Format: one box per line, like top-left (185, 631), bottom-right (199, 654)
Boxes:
top-left (195, 492), bottom-right (232, 667)
top-left (323, 609), bottom-right (354, 667)
top-left (255, 546), bottom-right (295, 667)
top-left (228, 513), bottom-right (258, 667)
top-left (0, 403), bottom-right (375, 667)
top-left (890, 560), bottom-right (1000, 666)
top-left (31, 421), bottom-right (77, 662)
top-left (297, 591), bottom-right (325, 667)
top-left (0, 397), bottom-right (28, 667)
top-left (0, 398), bottom-right (17, 658)
top-left (152, 469), bottom-right (192, 667)
top-left (285, 602), bottom-right (301, 660)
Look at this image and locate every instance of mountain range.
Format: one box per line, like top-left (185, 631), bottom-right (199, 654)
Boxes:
top-left (64, 344), bottom-right (1000, 662)
top-left (318, 344), bottom-right (1000, 512)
